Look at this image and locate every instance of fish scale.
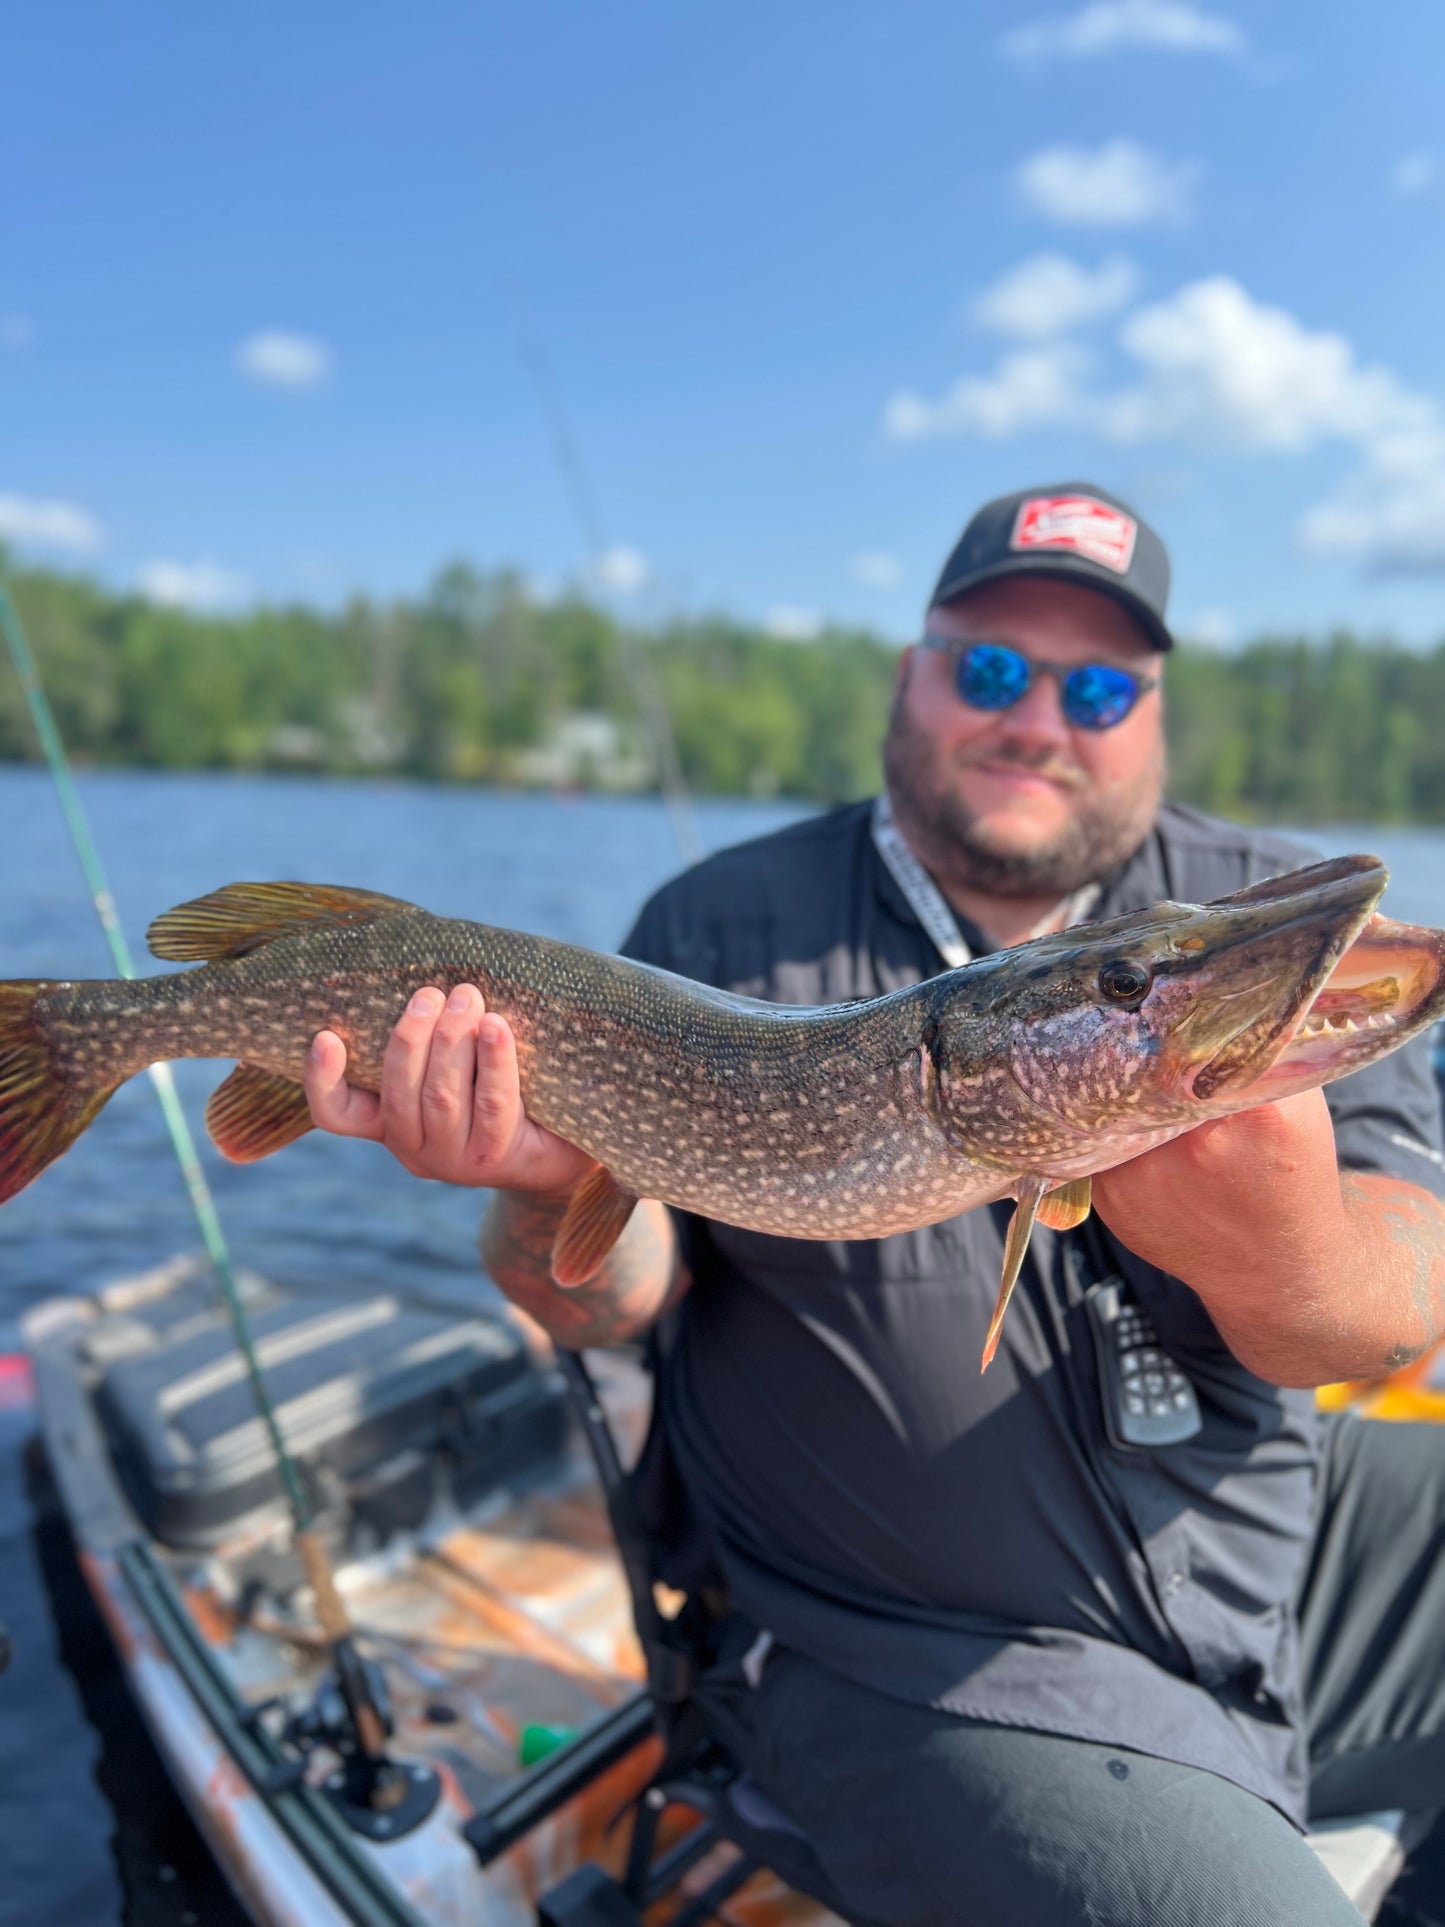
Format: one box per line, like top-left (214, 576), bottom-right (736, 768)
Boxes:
top-left (34, 915), bottom-right (987, 1240)
top-left (4, 859), bottom-right (1445, 1370)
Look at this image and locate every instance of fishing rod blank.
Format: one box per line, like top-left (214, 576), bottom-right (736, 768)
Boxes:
top-left (0, 579), bottom-right (417, 1817)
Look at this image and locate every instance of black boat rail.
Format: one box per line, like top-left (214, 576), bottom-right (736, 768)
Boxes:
top-left (119, 1540), bottom-right (428, 1927)
top-left (461, 1690), bottom-right (657, 1866)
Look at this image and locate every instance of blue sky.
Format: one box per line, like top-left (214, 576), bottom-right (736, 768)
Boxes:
top-left (3, 1), bottom-right (1443, 645)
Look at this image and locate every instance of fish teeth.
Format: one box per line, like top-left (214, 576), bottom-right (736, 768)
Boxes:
top-left (1298, 1007), bottom-right (1397, 1038)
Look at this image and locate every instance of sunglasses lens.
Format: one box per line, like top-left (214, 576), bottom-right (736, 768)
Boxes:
top-left (957, 643), bottom-right (1031, 711)
top-left (1061, 664), bottom-right (1139, 729)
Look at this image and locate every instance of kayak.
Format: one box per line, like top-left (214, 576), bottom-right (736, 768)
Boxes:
top-left (20, 1252), bottom-right (1430, 1923)
top-left (21, 1255), bottom-right (839, 1926)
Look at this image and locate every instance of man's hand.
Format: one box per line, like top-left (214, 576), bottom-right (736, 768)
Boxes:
top-left (1091, 1089), bottom-right (1347, 1310)
top-left (304, 984), bottom-right (595, 1195)
top-left (1091, 1088), bottom-right (1445, 1385)
top-left (304, 984), bottom-right (684, 1347)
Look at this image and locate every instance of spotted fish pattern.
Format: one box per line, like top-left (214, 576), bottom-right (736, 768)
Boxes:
top-left (33, 906), bottom-right (1010, 1238)
top-left (4, 861), bottom-right (1444, 1290)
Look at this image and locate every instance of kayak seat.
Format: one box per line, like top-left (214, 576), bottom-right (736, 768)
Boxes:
top-left (527, 1346), bottom-right (856, 1922)
top-left (533, 1752), bottom-right (855, 1924)
top-left (543, 1347), bottom-right (1435, 1925)
top-left (1305, 1808), bottom-right (1436, 1922)
top-left (463, 1682), bottom-right (851, 1919)
top-left (723, 1771), bottom-right (809, 1841)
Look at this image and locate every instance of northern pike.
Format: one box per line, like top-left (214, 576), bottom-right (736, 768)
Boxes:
top-left (3, 856), bottom-right (1444, 1368)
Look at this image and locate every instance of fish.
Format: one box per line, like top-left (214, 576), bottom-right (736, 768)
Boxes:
top-left (2, 855), bottom-right (1443, 1370)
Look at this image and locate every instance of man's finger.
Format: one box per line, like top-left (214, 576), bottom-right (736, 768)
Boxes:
top-left (304, 1031), bottom-right (384, 1139)
top-left (470, 1013), bottom-right (523, 1164)
top-left (379, 988), bottom-right (447, 1156)
top-left (421, 985), bottom-right (487, 1153)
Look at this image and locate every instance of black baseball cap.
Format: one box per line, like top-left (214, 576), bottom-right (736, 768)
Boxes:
top-left (928, 482), bottom-right (1173, 652)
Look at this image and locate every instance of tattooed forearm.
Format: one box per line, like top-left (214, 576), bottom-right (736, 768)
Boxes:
top-left (1340, 1172), bottom-right (1445, 1374)
top-left (480, 1187), bottom-right (686, 1349)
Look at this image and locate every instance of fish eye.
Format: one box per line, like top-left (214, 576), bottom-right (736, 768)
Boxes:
top-left (1098, 959), bottom-right (1151, 1005)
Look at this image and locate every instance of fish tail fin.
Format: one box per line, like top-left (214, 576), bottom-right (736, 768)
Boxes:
top-left (0, 983), bottom-right (120, 1203)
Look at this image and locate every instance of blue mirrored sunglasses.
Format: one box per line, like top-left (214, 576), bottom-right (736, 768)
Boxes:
top-left (923, 634), bottom-right (1158, 731)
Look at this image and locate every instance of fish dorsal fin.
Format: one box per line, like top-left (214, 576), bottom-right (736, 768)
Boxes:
top-left (148, 882), bottom-right (416, 962)
top-left (207, 1065), bottom-right (316, 1162)
top-left (1037, 1176), bottom-right (1092, 1232)
top-left (551, 1166), bottom-right (640, 1287)
top-left (980, 1176), bottom-right (1049, 1373)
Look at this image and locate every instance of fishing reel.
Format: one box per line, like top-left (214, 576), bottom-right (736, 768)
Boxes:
top-left (271, 1638), bottom-right (441, 1839)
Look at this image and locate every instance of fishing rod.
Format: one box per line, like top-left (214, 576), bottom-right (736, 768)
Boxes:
top-left (0, 577), bottom-right (410, 1816)
top-left (504, 289), bottom-right (705, 866)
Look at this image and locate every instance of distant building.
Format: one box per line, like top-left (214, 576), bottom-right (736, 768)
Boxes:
top-left (266, 723), bottom-right (328, 767)
top-left (513, 712), bottom-right (653, 791)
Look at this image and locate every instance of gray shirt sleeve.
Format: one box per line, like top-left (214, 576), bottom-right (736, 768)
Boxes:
top-left (618, 893), bottom-right (669, 972)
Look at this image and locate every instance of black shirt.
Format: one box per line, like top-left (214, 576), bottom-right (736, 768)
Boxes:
top-left (620, 799), bottom-right (1445, 1826)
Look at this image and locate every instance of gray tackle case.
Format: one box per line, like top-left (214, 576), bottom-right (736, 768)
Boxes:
top-left (88, 1275), bottom-right (568, 1548)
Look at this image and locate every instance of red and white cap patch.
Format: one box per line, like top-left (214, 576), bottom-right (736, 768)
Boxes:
top-left (1010, 495), bottom-right (1137, 575)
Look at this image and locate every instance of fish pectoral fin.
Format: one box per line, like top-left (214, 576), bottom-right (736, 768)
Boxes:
top-left (551, 1166), bottom-right (640, 1287)
top-left (206, 1064), bottom-right (316, 1162)
top-left (980, 1177), bottom-right (1051, 1374)
top-left (981, 1177), bottom-right (1094, 1370)
top-left (1036, 1176), bottom-right (1092, 1232)
top-left (148, 882), bottom-right (417, 962)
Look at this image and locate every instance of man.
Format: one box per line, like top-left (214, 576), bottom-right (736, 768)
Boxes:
top-left (306, 484), bottom-right (1445, 1925)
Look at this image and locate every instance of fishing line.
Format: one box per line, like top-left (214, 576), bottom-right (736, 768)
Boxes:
top-left (3, 580), bottom-right (427, 1794)
top-left (502, 284), bottom-right (704, 866)
top-left (0, 582), bottom-right (313, 1530)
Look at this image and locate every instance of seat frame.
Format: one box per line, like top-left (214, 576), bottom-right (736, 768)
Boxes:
top-left (499, 1348), bottom-right (1427, 1925)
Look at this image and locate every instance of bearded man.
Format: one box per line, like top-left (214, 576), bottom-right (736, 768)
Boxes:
top-left (307, 485), bottom-right (1445, 1926)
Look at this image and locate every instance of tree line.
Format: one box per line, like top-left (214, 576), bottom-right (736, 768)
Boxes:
top-left (2, 557), bottom-right (1442, 822)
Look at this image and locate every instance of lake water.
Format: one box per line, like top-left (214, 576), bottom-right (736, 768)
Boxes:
top-left (0, 768), bottom-right (809, 1926)
top-left (2, 766), bottom-right (1444, 1923)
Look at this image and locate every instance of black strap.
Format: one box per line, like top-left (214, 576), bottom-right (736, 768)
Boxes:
top-left (553, 1349), bottom-right (697, 1706)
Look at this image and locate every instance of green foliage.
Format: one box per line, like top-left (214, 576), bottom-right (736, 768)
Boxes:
top-left (1164, 631), bottom-right (1445, 824)
top-left (3, 559), bottom-right (1444, 819)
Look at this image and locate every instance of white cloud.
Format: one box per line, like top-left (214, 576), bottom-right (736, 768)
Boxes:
top-left (883, 273), bottom-right (1445, 571)
top-left (236, 329), bottom-right (333, 390)
top-left (885, 344), bottom-right (1088, 443)
top-left (591, 544), bottom-right (651, 594)
top-left (0, 493), bottom-right (105, 552)
top-left (1018, 140), bottom-right (1198, 227)
top-left (892, 280), bottom-right (1431, 456)
top-left (764, 604), bottom-right (824, 641)
top-left (1391, 152), bottom-right (1437, 196)
top-left (1003, 0), bottom-right (1244, 60)
top-left (137, 560), bottom-right (251, 612)
top-left (851, 551), bottom-right (903, 588)
top-left (0, 314), bottom-right (33, 350)
top-left (1297, 465), bottom-right (1445, 574)
top-left (1179, 607), bottom-right (1237, 648)
top-left (974, 253), bottom-right (1141, 339)
top-left (1105, 277), bottom-right (1434, 451)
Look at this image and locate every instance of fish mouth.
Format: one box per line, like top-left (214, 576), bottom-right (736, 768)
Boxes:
top-left (1225, 911), bottom-right (1445, 1103)
top-left (1178, 856), bottom-right (1393, 1104)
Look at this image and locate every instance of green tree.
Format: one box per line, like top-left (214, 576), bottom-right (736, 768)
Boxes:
top-left (3, 557), bottom-right (1443, 820)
